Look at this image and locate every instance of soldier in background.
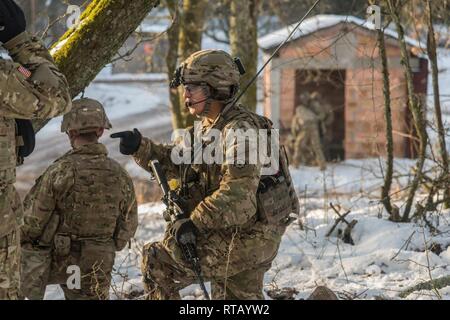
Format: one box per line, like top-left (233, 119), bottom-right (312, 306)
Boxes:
top-left (0, 0), bottom-right (72, 299)
top-left (289, 104), bottom-right (327, 170)
top-left (20, 99), bottom-right (138, 300)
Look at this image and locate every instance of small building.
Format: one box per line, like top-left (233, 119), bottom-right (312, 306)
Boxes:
top-left (258, 15), bottom-right (428, 160)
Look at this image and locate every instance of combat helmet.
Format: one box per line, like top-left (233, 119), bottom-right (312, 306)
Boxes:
top-left (61, 98), bottom-right (112, 133)
top-left (170, 49), bottom-right (246, 103)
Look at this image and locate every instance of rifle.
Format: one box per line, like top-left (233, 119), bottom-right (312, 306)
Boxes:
top-left (149, 160), bottom-right (210, 300)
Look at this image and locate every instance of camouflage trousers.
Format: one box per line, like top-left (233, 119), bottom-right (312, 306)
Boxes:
top-left (48, 240), bottom-right (116, 300)
top-left (292, 125), bottom-right (326, 169)
top-left (0, 229), bottom-right (20, 300)
top-left (141, 227), bottom-right (281, 300)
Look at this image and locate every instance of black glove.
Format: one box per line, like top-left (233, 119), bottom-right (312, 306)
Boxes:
top-left (171, 218), bottom-right (197, 245)
top-left (15, 119), bottom-right (35, 158)
top-left (0, 0), bottom-right (26, 44)
top-left (110, 128), bottom-right (142, 155)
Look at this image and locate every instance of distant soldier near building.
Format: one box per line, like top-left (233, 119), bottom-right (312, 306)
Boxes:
top-left (20, 99), bottom-right (138, 300)
top-left (309, 91), bottom-right (334, 158)
top-left (288, 92), bottom-right (326, 170)
top-left (0, 0), bottom-right (72, 299)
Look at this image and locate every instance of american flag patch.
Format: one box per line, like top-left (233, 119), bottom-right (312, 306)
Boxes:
top-left (17, 65), bottom-right (32, 78)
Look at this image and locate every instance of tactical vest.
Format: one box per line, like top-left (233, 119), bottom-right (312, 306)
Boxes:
top-left (56, 152), bottom-right (124, 240)
top-left (180, 104), bottom-right (299, 226)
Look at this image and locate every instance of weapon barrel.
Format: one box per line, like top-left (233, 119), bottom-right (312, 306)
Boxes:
top-left (150, 160), bottom-right (170, 196)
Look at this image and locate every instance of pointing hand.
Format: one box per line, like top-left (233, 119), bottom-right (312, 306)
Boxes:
top-left (110, 128), bottom-right (142, 155)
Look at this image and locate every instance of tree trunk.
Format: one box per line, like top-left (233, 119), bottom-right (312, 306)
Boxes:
top-left (229, 0), bottom-right (259, 112)
top-left (34, 0), bottom-right (161, 132)
top-left (387, 0), bottom-right (428, 222)
top-left (377, 28), bottom-right (396, 220)
top-left (425, 0), bottom-right (450, 208)
top-left (178, 0), bottom-right (208, 128)
top-left (164, 0), bottom-right (183, 130)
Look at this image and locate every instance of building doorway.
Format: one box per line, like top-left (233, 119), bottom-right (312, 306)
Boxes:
top-left (295, 69), bottom-right (346, 161)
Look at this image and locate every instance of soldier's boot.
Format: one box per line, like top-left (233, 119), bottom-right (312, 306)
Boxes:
top-left (141, 242), bottom-right (193, 300)
top-left (60, 267), bottom-right (112, 300)
top-left (211, 263), bottom-right (271, 300)
top-left (0, 229), bottom-right (20, 300)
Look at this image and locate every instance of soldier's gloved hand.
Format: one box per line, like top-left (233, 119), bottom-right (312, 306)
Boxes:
top-left (110, 128), bottom-right (142, 155)
top-left (0, 0), bottom-right (26, 44)
top-left (171, 218), bottom-right (197, 245)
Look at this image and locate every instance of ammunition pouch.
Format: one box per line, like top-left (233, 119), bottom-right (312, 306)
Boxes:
top-left (257, 174), bottom-right (292, 225)
top-left (53, 234), bottom-right (71, 257)
top-left (256, 145), bottom-right (299, 226)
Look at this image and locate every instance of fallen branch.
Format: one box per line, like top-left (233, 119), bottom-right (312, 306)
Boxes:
top-left (399, 276), bottom-right (450, 298)
top-left (325, 203), bottom-right (351, 237)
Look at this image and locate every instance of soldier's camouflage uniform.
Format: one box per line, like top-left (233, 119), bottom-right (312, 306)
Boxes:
top-left (0, 32), bottom-right (71, 299)
top-left (21, 100), bottom-right (138, 300)
top-left (112, 50), bottom-right (298, 300)
top-left (136, 103), bottom-right (297, 300)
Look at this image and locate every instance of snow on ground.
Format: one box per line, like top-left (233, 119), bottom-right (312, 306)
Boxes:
top-left (271, 196), bottom-right (450, 300)
top-left (42, 160), bottom-right (450, 300)
top-left (16, 79), bottom-right (173, 194)
top-left (290, 158), bottom-right (417, 196)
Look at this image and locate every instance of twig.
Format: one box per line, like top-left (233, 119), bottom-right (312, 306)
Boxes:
top-left (223, 228), bottom-right (238, 300)
top-left (325, 203), bottom-right (351, 237)
top-left (390, 230), bottom-right (416, 261)
top-left (421, 225), bottom-right (442, 299)
top-left (336, 240), bottom-right (349, 284)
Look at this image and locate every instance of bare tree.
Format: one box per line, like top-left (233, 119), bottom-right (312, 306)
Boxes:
top-left (387, 0), bottom-right (429, 222)
top-left (377, 25), bottom-right (398, 221)
top-left (229, 0), bottom-right (259, 112)
top-left (164, 0), bottom-right (183, 130)
top-left (425, 0), bottom-right (450, 208)
top-left (178, 0), bottom-right (208, 128)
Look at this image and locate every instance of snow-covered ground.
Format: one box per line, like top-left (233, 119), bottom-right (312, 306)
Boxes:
top-left (114, 160), bottom-right (449, 301)
top-left (42, 159), bottom-right (450, 300)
